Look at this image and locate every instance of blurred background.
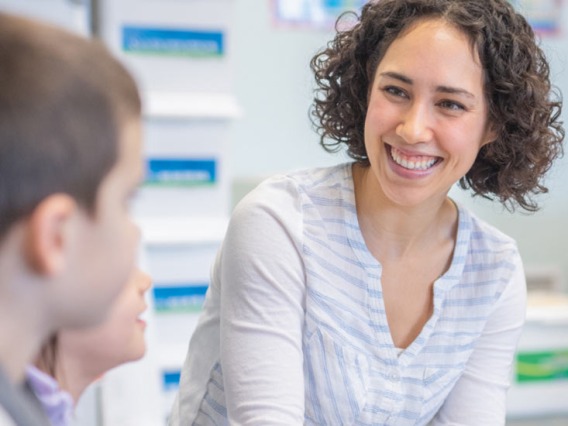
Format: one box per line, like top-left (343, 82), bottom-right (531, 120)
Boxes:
top-left (0, 1), bottom-right (566, 425)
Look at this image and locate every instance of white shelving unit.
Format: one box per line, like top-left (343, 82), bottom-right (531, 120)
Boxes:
top-left (0, 0), bottom-right (90, 35)
top-left (95, 1), bottom-right (238, 423)
top-left (137, 217), bottom-right (228, 422)
top-left (507, 291), bottom-right (568, 420)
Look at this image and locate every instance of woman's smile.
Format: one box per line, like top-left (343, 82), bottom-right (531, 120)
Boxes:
top-left (387, 144), bottom-right (442, 172)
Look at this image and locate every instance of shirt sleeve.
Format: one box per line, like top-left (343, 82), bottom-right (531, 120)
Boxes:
top-left (219, 176), bottom-right (306, 425)
top-left (430, 251), bottom-right (527, 426)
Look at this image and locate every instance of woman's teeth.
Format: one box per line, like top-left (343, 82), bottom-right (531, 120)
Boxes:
top-left (390, 146), bottom-right (438, 171)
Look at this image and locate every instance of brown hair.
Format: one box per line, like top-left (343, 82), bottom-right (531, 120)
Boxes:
top-left (0, 13), bottom-right (141, 236)
top-left (310, 0), bottom-right (564, 212)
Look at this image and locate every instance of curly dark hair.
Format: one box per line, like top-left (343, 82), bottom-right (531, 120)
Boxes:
top-left (310, 0), bottom-right (564, 212)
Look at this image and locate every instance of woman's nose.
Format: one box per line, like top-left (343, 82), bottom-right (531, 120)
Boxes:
top-left (395, 102), bottom-right (434, 144)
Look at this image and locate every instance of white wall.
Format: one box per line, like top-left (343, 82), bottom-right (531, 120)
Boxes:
top-left (230, 0), bottom-right (568, 289)
top-left (230, 0), bottom-right (346, 181)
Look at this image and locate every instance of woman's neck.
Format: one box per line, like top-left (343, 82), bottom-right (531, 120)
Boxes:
top-left (352, 163), bottom-right (457, 262)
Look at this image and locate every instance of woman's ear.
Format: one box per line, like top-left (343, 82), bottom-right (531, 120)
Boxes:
top-left (25, 194), bottom-right (78, 276)
top-left (482, 123), bottom-right (498, 147)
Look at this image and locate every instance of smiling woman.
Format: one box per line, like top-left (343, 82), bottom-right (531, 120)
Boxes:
top-left (312, 0), bottom-right (564, 213)
top-left (361, 19), bottom-right (495, 210)
top-left (170, 1), bottom-right (565, 425)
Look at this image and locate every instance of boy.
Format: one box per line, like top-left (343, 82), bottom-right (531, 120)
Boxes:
top-left (0, 12), bottom-right (143, 425)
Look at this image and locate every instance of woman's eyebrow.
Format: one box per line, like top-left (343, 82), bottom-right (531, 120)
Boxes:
top-left (379, 71), bottom-right (475, 98)
top-left (379, 71), bottom-right (412, 84)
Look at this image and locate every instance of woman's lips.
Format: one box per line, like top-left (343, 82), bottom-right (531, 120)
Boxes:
top-left (388, 145), bottom-right (441, 171)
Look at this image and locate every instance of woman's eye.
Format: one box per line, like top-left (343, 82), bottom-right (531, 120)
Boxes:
top-left (438, 100), bottom-right (466, 111)
top-left (382, 86), bottom-right (408, 99)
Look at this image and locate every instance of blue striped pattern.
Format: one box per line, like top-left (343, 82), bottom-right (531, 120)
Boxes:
top-left (297, 164), bottom-right (518, 425)
top-left (192, 163), bottom-right (519, 425)
top-left (193, 363), bottom-right (227, 425)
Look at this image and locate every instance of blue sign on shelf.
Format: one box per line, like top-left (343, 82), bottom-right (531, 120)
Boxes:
top-left (153, 284), bottom-right (209, 313)
top-left (145, 158), bottom-right (216, 186)
top-left (123, 26), bottom-right (224, 57)
top-left (162, 370), bottom-right (181, 391)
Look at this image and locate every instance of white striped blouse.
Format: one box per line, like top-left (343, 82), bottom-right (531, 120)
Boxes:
top-left (170, 163), bottom-right (526, 426)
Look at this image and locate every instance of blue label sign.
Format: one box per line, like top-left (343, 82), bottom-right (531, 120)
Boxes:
top-left (145, 158), bottom-right (216, 186)
top-left (153, 284), bottom-right (208, 313)
top-left (162, 370), bottom-right (181, 391)
top-left (123, 26), bottom-right (224, 57)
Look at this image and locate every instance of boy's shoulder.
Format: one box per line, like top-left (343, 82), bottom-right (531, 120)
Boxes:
top-left (0, 367), bottom-right (50, 426)
top-left (0, 407), bottom-right (16, 426)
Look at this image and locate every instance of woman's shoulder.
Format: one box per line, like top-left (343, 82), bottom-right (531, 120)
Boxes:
top-left (235, 163), bottom-right (352, 212)
top-left (455, 202), bottom-right (520, 257)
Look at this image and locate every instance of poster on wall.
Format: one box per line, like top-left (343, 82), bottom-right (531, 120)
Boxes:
top-left (272, 0), bottom-right (565, 34)
top-left (509, 0), bottom-right (565, 35)
top-left (272, 0), bottom-right (367, 29)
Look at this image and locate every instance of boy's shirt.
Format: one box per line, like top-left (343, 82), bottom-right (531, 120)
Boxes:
top-left (0, 365), bottom-right (51, 426)
top-left (26, 365), bottom-right (73, 426)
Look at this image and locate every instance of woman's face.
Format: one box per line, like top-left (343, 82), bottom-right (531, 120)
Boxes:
top-left (363, 19), bottom-right (495, 208)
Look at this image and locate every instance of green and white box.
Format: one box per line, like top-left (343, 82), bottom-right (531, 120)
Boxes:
top-left (507, 293), bottom-right (568, 418)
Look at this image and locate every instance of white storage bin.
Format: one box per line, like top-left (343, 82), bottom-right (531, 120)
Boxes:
top-left (507, 292), bottom-right (568, 418)
top-left (98, 0), bottom-right (235, 94)
top-left (139, 216), bottom-right (226, 342)
top-left (134, 116), bottom-right (234, 218)
top-left (137, 216), bottom-right (228, 423)
top-left (0, 0), bottom-right (89, 35)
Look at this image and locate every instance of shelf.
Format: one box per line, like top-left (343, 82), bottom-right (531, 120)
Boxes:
top-left (142, 91), bottom-right (242, 120)
top-left (136, 216), bottom-right (229, 245)
top-left (525, 291), bottom-right (568, 324)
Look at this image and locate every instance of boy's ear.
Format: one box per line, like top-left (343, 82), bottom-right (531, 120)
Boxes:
top-left (25, 194), bottom-right (78, 276)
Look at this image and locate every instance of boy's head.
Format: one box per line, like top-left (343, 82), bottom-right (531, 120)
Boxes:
top-left (0, 13), bottom-right (143, 330)
top-left (0, 12), bottom-right (141, 234)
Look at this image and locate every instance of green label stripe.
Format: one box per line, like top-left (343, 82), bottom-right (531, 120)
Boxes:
top-left (153, 284), bottom-right (208, 314)
top-left (124, 50), bottom-right (222, 58)
top-left (143, 181), bottom-right (216, 188)
top-left (516, 349), bottom-right (568, 383)
top-left (154, 305), bottom-right (203, 314)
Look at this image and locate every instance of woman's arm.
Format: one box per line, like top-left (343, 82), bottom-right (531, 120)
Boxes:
top-left (430, 252), bottom-right (527, 425)
top-left (219, 177), bottom-right (306, 425)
